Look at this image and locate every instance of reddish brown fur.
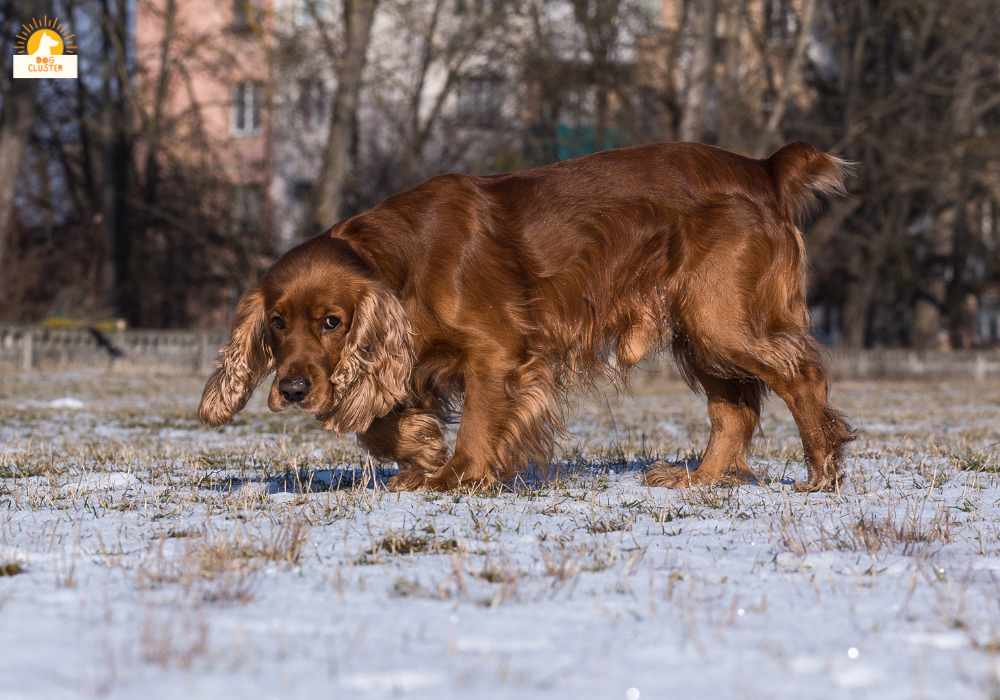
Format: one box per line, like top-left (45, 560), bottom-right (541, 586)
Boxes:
top-left (199, 141), bottom-right (854, 491)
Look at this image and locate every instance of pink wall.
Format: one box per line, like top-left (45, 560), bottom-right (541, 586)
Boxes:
top-left (134, 0), bottom-right (273, 187)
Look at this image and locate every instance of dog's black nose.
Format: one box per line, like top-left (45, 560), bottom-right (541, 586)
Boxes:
top-left (279, 376), bottom-right (311, 403)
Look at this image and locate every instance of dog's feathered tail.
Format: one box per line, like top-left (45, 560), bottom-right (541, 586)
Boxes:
top-left (765, 142), bottom-right (853, 223)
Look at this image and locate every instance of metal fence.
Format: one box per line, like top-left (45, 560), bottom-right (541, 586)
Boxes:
top-left (0, 325), bottom-right (228, 374)
top-left (820, 348), bottom-right (1000, 380)
top-left (1, 325), bottom-right (999, 379)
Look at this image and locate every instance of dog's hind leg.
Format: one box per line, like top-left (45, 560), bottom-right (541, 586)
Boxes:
top-left (643, 200), bottom-right (851, 489)
top-left (743, 341), bottom-right (853, 492)
top-left (645, 368), bottom-right (762, 487)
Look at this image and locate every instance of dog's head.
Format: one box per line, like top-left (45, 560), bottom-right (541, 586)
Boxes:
top-left (198, 235), bottom-right (413, 434)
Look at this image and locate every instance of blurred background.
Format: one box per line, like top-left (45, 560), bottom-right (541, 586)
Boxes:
top-left (1, 0), bottom-right (999, 350)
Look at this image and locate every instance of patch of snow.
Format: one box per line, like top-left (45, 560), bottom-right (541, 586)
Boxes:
top-left (789, 655), bottom-right (825, 674)
top-left (453, 637), bottom-right (550, 654)
top-left (59, 471), bottom-right (142, 495)
top-left (831, 660), bottom-right (883, 689)
top-left (906, 632), bottom-right (966, 650)
top-left (340, 671), bottom-right (445, 693)
top-left (48, 397), bottom-right (85, 409)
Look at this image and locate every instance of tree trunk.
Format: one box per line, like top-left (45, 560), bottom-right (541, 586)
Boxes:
top-left (943, 55), bottom-right (978, 349)
top-left (678, 0), bottom-right (717, 143)
top-left (841, 246), bottom-right (874, 349)
top-left (0, 0), bottom-right (47, 275)
top-left (100, 0), bottom-right (135, 323)
top-left (912, 204), bottom-right (951, 349)
top-left (912, 294), bottom-right (944, 350)
top-left (839, 200), bottom-right (905, 349)
top-left (0, 74), bottom-right (33, 272)
top-left (311, 0), bottom-right (379, 231)
top-left (760, 0), bottom-right (816, 154)
top-left (595, 82), bottom-right (609, 151)
top-left (141, 0), bottom-right (176, 215)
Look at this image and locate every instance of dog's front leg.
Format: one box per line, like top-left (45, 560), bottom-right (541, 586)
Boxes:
top-left (426, 352), bottom-right (558, 492)
top-left (358, 408), bottom-right (448, 491)
top-left (424, 352), bottom-right (518, 491)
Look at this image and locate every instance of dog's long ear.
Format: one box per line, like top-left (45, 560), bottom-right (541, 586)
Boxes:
top-left (325, 285), bottom-right (413, 434)
top-left (199, 288), bottom-right (273, 426)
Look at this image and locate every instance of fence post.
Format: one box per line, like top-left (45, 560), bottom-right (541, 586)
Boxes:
top-left (199, 332), bottom-right (212, 374)
top-left (21, 331), bottom-right (33, 371)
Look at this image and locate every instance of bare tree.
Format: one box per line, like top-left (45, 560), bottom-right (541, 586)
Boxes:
top-left (804, 0), bottom-right (1000, 347)
top-left (99, 0), bottom-right (134, 321)
top-left (678, 0), bottom-right (716, 142)
top-left (0, 0), bottom-right (46, 274)
top-left (363, 0), bottom-right (519, 192)
top-left (311, 0), bottom-right (379, 230)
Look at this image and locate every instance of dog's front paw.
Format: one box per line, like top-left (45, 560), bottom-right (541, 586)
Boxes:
top-left (425, 457), bottom-right (497, 492)
top-left (386, 468), bottom-right (431, 492)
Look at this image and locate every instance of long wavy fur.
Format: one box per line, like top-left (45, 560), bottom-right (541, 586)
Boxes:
top-left (323, 286), bottom-right (414, 434)
top-left (198, 288), bottom-right (273, 426)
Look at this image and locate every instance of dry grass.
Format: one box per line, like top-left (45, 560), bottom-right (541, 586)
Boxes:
top-left (474, 560), bottom-right (522, 585)
top-left (357, 530), bottom-right (462, 565)
top-left (135, 518), bottom-right (308, 604)
top-left (139, 611), bottom-right (210, 670)
top-left (583, 512), bottom-right (633, 534)
top-left (778, 503), bottom-right (955, 557)
top-left (956, 450), bottom-right (999, 473)
top-left (0, 561), bottom-right (25, 576)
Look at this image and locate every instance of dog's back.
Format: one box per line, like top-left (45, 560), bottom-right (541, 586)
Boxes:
top-left (451, 143), bottom-right (847, 378)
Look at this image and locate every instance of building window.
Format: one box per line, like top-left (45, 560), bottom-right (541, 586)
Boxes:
top-left (456, 74), bottom-right (503, 128)
top-left (561, 83), bottom-right (597, 128)
top-left (763, 0), bottom-right (797, 38)
top-left (454, 0), bottom-right (509, 15)
top-left (232, 184), bottom-right (264, 234)
top-left (289, 179), bottom-right (313, 203)
top-left (232, 0), bottom-right (259, 31)
top-left (290, 0), bottom-right (333, 26)
top-left (296, 80), bottom-right (327, 128)
top-left (232, 81), bottom-right (262, 136)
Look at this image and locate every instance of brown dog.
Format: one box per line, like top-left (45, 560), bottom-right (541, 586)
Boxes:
top-left (199, 142), bottom-right (854, 491)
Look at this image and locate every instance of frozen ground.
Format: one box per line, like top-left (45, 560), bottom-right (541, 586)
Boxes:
top-left (1, 368), bottom-right (998, 700)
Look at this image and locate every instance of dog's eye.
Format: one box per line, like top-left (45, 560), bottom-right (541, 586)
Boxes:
top-left (322, 315), bottom-right (341, 331)
top-left (270, 315), bottom-right (286, 331)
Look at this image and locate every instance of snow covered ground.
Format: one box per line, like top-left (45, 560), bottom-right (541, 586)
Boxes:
top-left (1, 368), bottom-right (998, 699)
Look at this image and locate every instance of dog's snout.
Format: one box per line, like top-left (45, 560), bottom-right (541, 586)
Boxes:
top-left (278, 375), bottom-right (311, 403)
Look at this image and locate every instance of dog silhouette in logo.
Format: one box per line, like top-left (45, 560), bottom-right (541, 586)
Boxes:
top-left (31, 31), bottom-right (60, 57)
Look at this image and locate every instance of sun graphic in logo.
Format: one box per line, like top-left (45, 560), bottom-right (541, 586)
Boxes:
top-left (15, 16), bottom-right (77, 57)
